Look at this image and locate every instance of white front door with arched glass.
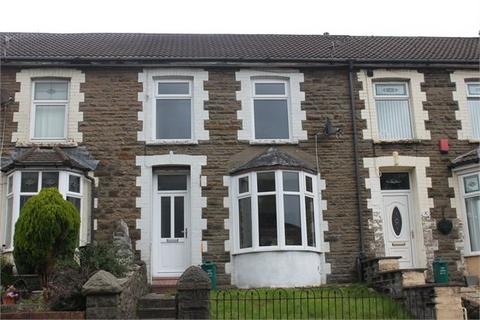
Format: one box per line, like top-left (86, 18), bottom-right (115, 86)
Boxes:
top-left (152, 174), bottom-right (190, 277)
top-left (381, 172), bottom-right (415, 268)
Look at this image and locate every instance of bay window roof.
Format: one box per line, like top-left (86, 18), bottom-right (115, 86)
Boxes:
top-left (449, 146), bottom-right (480, 169)
top-left (230, 147), bottom-right (316, 175)
top-left (1, 146), bottom-right (98, 173)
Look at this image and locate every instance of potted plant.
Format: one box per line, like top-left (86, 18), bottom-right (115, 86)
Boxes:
top-left (2, 285), bottom-right (19, 305)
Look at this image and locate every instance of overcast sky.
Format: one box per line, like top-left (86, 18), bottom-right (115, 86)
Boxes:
top-left (1, 0), bottom-right (479, 37)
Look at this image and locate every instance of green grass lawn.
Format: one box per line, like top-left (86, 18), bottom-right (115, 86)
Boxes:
top-left (210, 284), bottom-right (412, 319)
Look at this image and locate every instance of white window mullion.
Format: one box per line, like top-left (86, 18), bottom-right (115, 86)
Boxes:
top-left (11, 172), bottom-right (21, 247)
top-left (170, 196), bottom-right (175, 240)
top-left (314, 175), bottom-right (321, 250)
top-left (251, 173), bottom-right (259, 250)
top-left (58, 171), bottom-right (68, 199)
top-left (299, 172), bottom-right (308, 248)
top-left (276, 170), bottom-right (286, 248)
top-left (233, 178), bottom-right (240, 251)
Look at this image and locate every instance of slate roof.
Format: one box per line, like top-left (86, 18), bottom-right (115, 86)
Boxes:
top-left (230, 147), bottom-right (316, 174)
top-left (0, 33), bottom-right (478, 63)
top-left (1, 146), bottom-right (99, 172)
top-left (449, 147), bottom-right (480, 169)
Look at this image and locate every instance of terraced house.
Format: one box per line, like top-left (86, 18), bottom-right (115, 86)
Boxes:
top-left (0, 33), bottom-right (478, 288)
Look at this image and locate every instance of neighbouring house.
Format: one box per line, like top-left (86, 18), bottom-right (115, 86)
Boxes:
top-left (0, 33), bottom-right (478, 288)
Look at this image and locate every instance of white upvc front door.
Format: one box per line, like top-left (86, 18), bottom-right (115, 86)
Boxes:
top-left (152, 174), bottom-right (190, 277)
top-left (382, 193), bottom-right (414, 268)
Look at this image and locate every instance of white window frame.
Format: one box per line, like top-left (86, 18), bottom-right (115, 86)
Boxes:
top-left (138, 69), bottom-right (209, 145)
top-left (30, 79), bottom-right (69, 141)
top-left (232, 170), bottom-right (321, 254)
top-left (3, 175), bottom-right (14, 249)
top-left (2, 170), bottom-right (87, 251)
top-left (235, 69), bottom-right (307, 144)
top-left (450, 71), bottom-right (480, 142)
top-left (357, 69), bottom-right (429, 142)
top-left (466, 82), bottom-right (480, 140)
top-left (153, 79), bottom-right (193, 142)
top-left (458, 170), bottom-right (480, 256)
top-left (66, 172), bottom-right (83, 214)
top-left (373, 81), bottom-right (414, 141)
top-left (251, 79), bottom-right (292, 141)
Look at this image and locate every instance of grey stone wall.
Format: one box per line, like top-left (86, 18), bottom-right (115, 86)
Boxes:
top-left (177, 266), bottom-right (211, 319)
top-left (83, 264), bottom-right (148, 319)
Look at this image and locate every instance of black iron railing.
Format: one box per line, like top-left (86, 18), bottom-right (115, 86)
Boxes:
top-left (210, 286), bottom-right (434, 319)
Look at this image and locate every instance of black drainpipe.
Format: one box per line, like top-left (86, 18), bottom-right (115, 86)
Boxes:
top-left (348, 60), bottom-right (366, 280)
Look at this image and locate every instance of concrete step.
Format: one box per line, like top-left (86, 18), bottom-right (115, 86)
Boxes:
top-left (137, 307), bottom-right (176, 319)
top-left (151, 277), bottom-right (178, 294)
top-left (138, 293), bottom-right (176, 309)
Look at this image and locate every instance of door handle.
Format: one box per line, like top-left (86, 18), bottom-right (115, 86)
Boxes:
top-left (184, 228), bottom-right (188, 239)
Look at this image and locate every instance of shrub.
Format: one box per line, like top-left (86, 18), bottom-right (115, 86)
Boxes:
top-left (1, 256), bottom-right (14, 286)
top-left (13, 188), bottom-right (80, 286)
top-left (44, 259), bottom-right (87, 311)
top-left (78, 242), bottom-right (127, 278)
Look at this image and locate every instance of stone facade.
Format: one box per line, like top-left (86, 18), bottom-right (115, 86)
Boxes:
top-left (1, 65), bottom-right (478, 286)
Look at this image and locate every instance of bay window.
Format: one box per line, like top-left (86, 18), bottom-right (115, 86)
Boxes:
top-left (460, 172), bottom-right (480, 254)
top-left (32, 80), bottom-right (69, 140)
top-left (374, 82), bottom-right (413, 140)
top-left (2, 170), bottom-right (87, 250)
top-left (233, 170), bottom-right (320, 252)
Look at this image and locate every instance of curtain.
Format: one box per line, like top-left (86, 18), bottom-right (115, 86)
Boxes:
top-left (468, 99), bottom-right (480, 139)
top-left (376, 100), bottom-right (413, 140)
top-left (466, 196), bottom-right (480, 252)
top-left (34, 105), bottom-right (65, 138)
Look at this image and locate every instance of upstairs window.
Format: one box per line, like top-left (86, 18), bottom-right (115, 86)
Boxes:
top-left (467, 82), bottom-right (480, 139)
top-left (155, 80), bottom-right (192, 140)
top-left (374, 82), bottom-right (413, 140)
top-left (234, 170), bottom-right (319, 252)
top-left (32, 80), bottom-right (69, 140)
top-left (253, 80), bottom-right (290, 140)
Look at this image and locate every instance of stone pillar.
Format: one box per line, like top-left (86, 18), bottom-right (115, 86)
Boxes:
top-left (82, 270), bottom-right (122, 319)
top-left (177, 266), bottom-right (211, 319)
top-left (434, 287), bottom-right (464, 320)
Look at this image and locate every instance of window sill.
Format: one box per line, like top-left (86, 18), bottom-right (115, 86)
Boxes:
top-left (467, 139), bottom-right (480, 144)
top-left (17, 140), bottom-right (78, 147)
top-left (1, 248), bottom-right (13, 253)
top-left (146, 140), bottom-right (199, 145)
top-left (248, 139), bottom-right (299, 145)
top-left (373, 139), bottom-right (423, 145)
top-left (232, 247), bottom-right (323, 256)
top-left (463, 253), bottom-right (480, 258)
